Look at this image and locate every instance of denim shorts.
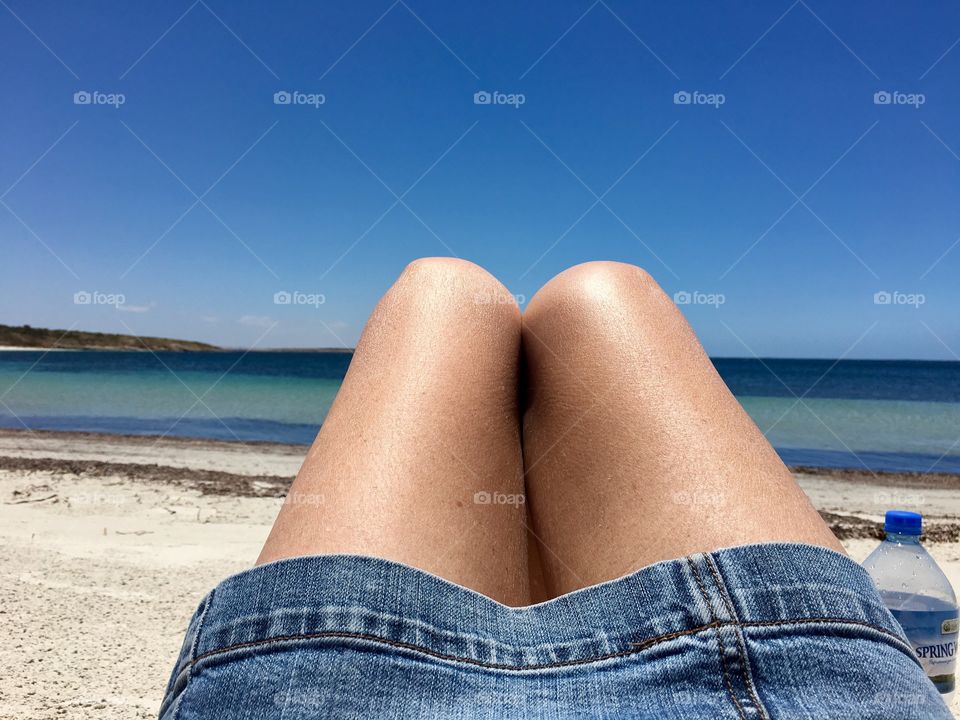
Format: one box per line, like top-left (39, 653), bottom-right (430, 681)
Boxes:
top-left (160, 542), bottom-right (950, 719)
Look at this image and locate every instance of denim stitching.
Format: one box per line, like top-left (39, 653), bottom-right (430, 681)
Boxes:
top-left (706, 554), bottom-right (770, 720)
top-left (185, 615), bottom-right (912, 674)
top-left (686, 557), bottom-right (748, 720)
top-left (191, 629), bottom-right (644, 670)
top-left (705, 555), bottom-right (738, 621)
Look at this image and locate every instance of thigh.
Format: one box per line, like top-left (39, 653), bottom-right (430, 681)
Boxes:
top-left (258, 258), bottom-right (530, 606)
top-left (521, 261), bottom-right (843, 597)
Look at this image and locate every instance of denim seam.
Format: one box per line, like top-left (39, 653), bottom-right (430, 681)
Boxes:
top-left (191, 629), bottom-right (643, 671)
top-left (706, 554), bottom-right (770, 720)
top-left (686, 557), bottom-right (749, 720)
top-left (172, 589), bottom-right (215, 720)
top-left (184, 615), bottom-right (912, 674)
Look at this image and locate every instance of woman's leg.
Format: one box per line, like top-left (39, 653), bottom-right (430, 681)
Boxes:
top-left (258, 258), bottom-right (530, 606)
top-left (521, 261), bottom-right (843, 598)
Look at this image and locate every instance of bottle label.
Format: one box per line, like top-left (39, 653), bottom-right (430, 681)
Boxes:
top-left (890, 607), bottom-right (958, 695)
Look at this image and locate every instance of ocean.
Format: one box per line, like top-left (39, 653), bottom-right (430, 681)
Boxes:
top-left (0, 351), bottom-right (957, 474)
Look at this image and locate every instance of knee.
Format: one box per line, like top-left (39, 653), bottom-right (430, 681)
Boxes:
top-left (387, 257), bottom-right (521, 324)
top-left (525, 261), bottom-right (664, 326)
top-left (548, 260), bottom-right (657, 295)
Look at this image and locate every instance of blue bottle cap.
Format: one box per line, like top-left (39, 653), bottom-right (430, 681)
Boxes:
top-left (884, 510), bottom-right (922, 535)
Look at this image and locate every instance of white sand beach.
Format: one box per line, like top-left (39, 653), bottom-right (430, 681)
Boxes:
top-left (1, 429), bottom-right (957, 719)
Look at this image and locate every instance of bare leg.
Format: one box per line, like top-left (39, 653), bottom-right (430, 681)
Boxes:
top-left (525, 512), bottom-right (550, 605)
top-left (258, 258), bottom-right (530, 606)
top-left (521, 261), bottom-right (843, 598)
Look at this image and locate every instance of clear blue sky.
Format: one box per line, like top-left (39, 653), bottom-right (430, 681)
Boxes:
top-left (2, 1), bottom-right (958, 358)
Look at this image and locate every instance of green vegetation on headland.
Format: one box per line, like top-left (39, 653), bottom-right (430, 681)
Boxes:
top-left (0, 324), bottom-right (219, 351)
top-left (0, 324), bottom-right (355, 352)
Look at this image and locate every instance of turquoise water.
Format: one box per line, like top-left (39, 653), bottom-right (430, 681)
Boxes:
top-left (743, 396), bottom-right (960, 462)
top-left (0, 351), bottom-right (349, 445)
top-left (0, 352), bottom-right (958, 473)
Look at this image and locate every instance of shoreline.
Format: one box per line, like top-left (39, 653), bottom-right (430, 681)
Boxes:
top-left (0, 426), bottom-right (311, 449)
top-left (0, 345), bottom-right (354, 352)
top-left (3, 346), bottom-right (956, 361)
top-left (2, 426), bottom-right (958, 484)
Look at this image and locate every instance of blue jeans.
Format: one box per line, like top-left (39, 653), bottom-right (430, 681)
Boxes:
top-left (160, 542), bottom-right (950, 719)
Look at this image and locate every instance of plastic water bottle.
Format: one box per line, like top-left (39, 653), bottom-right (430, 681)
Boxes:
top-left (863, 510), bottom-right (958, 705)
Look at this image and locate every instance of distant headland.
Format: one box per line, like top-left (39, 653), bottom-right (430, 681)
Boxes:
top-left (0, 324), bottom-right (354, 352)
top-left (0, 324), bottom-right (219, 351)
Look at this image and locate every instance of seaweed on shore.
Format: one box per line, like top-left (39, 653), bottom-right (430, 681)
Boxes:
top-left (0, 455), bottom-right (292, 498)
top-left (820, 510), bottom-right (960, 543)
